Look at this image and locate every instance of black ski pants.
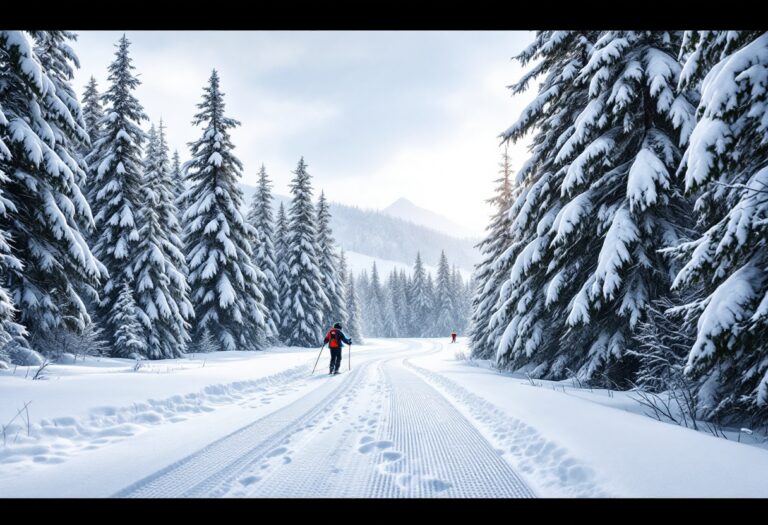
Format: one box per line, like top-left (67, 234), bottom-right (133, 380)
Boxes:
top-left (329, 346), bottom-right (342, 372)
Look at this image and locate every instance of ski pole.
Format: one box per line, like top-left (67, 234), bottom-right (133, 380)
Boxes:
top-left (348, 343), bottom-right (351, 371)
top-left (311, 344), bottom-right (326, 375)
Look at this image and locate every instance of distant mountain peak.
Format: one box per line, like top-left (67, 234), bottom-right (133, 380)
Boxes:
top-left (238, 183), bottom-right (480, 272)
top-left (383, 197), bottom-right (475, 239)
top-left (390, 197), bottom-right (413, 205)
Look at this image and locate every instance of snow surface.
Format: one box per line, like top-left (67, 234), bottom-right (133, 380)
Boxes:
top-left (1, 339), bottom-right (766, 497)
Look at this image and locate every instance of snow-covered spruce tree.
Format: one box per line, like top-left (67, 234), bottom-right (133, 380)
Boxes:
top-left (0, 171), bottom-right (24, 360)
top-left (345, 268), bottom-right (364, 343)
top-left (0, 34), bottom-right (34, 356)
top-left (32, 31), bottom-right (89, 188)
top-left (366, 262), bottom-right (385, 337)
top-left (424, 272), bottom-right (437, 336)
top-left (194, 327), bottom-right (218, 354)
top-left (410, 252), bottom-right (432, 336)
top-left (338, 249), bottom-right (349, 325)
top-left (0, 31), bottom-right (104, 349)
top-left (245, 164), bottom-right (280, 342)
top-left (133, 122), bottom-right (193, 359)
top-left (669, 31), bottom-right (768, 422)
top-left (469, 147), bottom-right (515, 358)
top-left (451, 265), bottom-right (469, 333)
top-left (280, 157), bottom-right (327, 346)
top-left (171, 149), bottom-right (185, 214)
top-left (463, 277), bottom-right (475, 333)
top-left (182, 69), bottom-right (268, 351)
top-left (80, 76), bottom-right (103, 159)
top-left (433, 251), bottom-right (455, 336)
top-left (112, 282), bottom-right (145, 358)
top-left (315, 191), bottom-right (345, 330)
top-left (382, 270), bottom-right (400, 337)
top-left (494, 31), bottom-right (695, 385)
top-left (274, 201), bottom-right (291, 342)
top-left (156, 123), bottom-right (189, 276)
top-left (394, 269), bottom-right (412, 336)
top-left (356, 269), bottom-right (371, 335)
top-left (490, 32), bottom-right (598, 378)
top-left (87, 34), bottom-right (147, 355)
top-left (80, 76), bottom-right (104, 207)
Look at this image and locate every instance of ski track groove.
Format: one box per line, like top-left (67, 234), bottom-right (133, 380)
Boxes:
top-left (114, 358), bottom-right (375, 498)
top-left (403, 359), bottom-right (610, 497)
top-left (231, 358), bottom-right (390, 497)
top-left (113, 339), bottom-right (537, 498)
top-left (366, 341), bottom-right (534, 498)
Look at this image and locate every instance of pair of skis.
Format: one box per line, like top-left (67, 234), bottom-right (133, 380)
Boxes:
top-left (311, 343), bottom-right (351, 375)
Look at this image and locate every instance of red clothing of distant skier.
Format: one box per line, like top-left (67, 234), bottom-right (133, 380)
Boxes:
top-left (451, 332), bottom-right (457, 343)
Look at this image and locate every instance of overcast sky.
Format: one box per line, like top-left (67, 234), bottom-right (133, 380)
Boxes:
top-left (71, 31), bottom-right (535, 236)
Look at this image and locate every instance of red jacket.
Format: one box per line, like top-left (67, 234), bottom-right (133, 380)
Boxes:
top-left (324, 328), bottom-right (351, 348)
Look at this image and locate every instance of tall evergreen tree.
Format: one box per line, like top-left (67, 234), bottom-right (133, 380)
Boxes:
top-left (33, 31), bottom-right (89, 187)
top-left (434, 251), bottom-right (454, 336)
top-left (382, 270), bottom-right (400, 337)
top-left (112, 282), bottom-right (145, 358)
top-left (395, 269), bottom-right (412, 336)
top-left (316, 191), bottom-right (345, 329)
top-left (670, 31), bottom-right (768, 421)
top-left (171, 149), bottom-right (185, 212)
top-left (356, 269), bottom-right (371, 335)
top-left (345, 273), bottom-right (364, 343)
top-left (133, 122), bottom-right (193, 359)
top-left (182, 69), bottom-right (268, 351)
top-left (451, 265), bottom-right (467, 333)
top-left (410, 252), bottom-right (432, 336)
top-left (80, 76), bottom-right (104, 208)
top-left (88, 34), bottom-right (147, 355)
top-left (274, 201), bottom-right (291, 342)
top-left (0, 30), bottom-right (104, 349)
top-left (280, 157), bottom-right (327, 346)
top-left (80, 76), bottom-right (103, 160)
top-left (0, 33), bottom-right (30, 352)
top-left (246, 164), bottom-right (280, 342)
top-left (338, 249), bottom-right (350, 327)
top-left (494, 31), bottom-right (695, 384)
top-left (424, 273), bottom-right (436, 336)
top-left (490, 31), bottom-right (597, 376)
top-left (367, 262), bottom-right (385, 337)
top-left (469, 147), bottom-right (516, 358)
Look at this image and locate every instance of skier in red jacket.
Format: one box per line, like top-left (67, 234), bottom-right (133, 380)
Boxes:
top-left (451, 330), bottom-right (457, 343)
top-left (324, 323), bottom-right (352, 375)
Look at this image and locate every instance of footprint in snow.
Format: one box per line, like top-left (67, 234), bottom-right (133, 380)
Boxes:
top-left (358, 440), bottom-right (393, 454)
top-left (380, 451), bottom-right (402, 462)
top-left (424, 478), bottom-right (452, 492)
top-left (240, 475), bottom-right (261, 486)
top-left (265, 447), bottom-right (288, 458)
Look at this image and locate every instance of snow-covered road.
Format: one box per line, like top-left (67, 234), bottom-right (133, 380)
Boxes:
top-left (113, 339), bottom-right (533, 498)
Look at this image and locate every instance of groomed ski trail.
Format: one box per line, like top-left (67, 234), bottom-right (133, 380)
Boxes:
top-left (114, 339), bottom-right (535, 498)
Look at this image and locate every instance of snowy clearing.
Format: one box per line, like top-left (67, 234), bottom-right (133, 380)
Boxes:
top-left (1, 338), bottom-right (766, 498)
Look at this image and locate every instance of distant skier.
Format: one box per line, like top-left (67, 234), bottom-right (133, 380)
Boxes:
top-left (324, 322), bottom-right (352, 375)
top-left (451, 330), bottom-right (457, 343)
